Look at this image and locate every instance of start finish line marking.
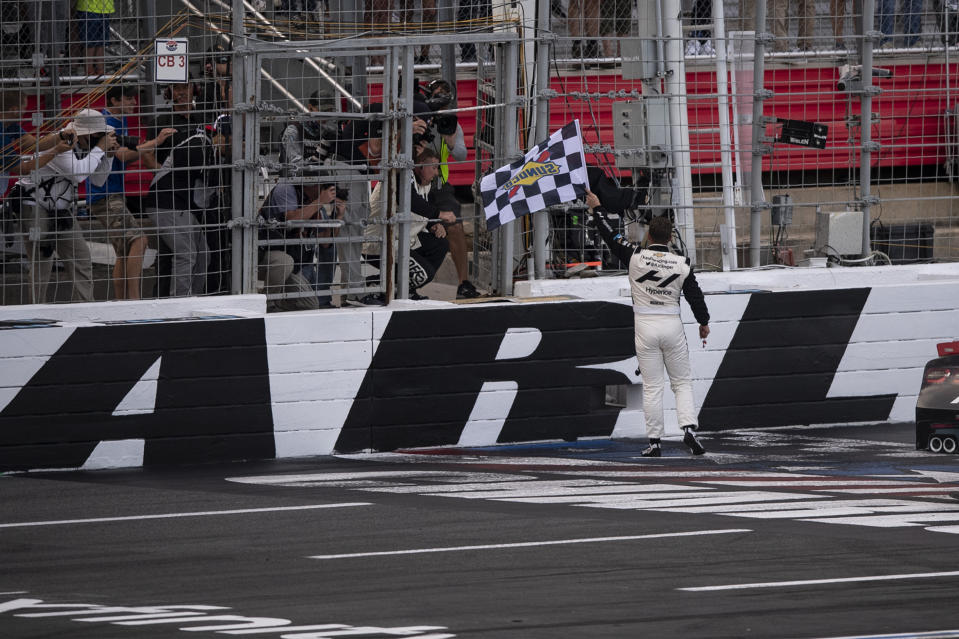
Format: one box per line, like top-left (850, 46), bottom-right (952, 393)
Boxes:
top-left (309, 528), bottom-right (751, 560)
top-left (679, 570), bottom-right (959, 592)
top-left (0, 503), bottom-right (371, 528)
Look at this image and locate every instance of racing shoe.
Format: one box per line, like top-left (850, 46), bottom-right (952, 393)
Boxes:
top-left (683, 426), bottom-right (706, 455)
top-left (641, 440), bottom-right (662, 457)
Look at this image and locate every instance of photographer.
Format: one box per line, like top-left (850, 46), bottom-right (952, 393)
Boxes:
top-left (198, 43), bottom-right (232, 122)
top-left (145, 115), bottom-right (230, 298)
top-left (278, 91), bottom-right (337, 177)
top-left (87, 85), bottom-right (177, 300)
top-left (257, 168), bottom-right (338, 312)
top-left (364, 148), bottom-right (452, 301)
top-left (298, 183), bottom-right (346, 308)
top-left (415, 80), bottom-right (479, 299)
top-left (150, 75), bottom-right (206, 164)
top-left (7, 109), bottom-right (117, 303)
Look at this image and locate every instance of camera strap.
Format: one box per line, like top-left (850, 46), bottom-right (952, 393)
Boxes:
top-left (150, 130), bottom-right (211, 187)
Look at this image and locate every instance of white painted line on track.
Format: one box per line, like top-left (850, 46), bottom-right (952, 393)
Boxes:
top-left (925, 525), bottom-right (959, 534)
top-left (309, 528), bottom-right (752, 559)
top-left (813, 630), bottom-right (959, 639)
top-left (0, 503), bottom-right (371, 528)
top-left (0, 591), bottom-right (28, 595)
top-left (679, 570), bottom-right (959, 592)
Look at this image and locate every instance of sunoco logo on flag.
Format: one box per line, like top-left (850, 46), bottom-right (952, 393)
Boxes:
top-left (480, 120), bottom-right (589, 231)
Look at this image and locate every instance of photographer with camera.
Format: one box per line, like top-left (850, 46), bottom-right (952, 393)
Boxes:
top-left (151, 74), bottom-right (206, 165)
top-left (145, 114), bottom-right (231, 298)
top-left (7, 109), bottom-right (117, 303)
top-left (278, 91), bottom-right (338, 177)
top-left (364, 147), bottom-right (452, 301)
top-left (415, 79), bottom-right (480, 299)
top-left (86, 85), bottom-right (178, 300)
top-left (198, 43), bottom-right (232, 122)
top-left (257, 168), bottom-right (342, 312)
top-left (1, 90), bottom-right (71, 197)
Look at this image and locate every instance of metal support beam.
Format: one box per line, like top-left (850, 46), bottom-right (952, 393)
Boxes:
top-left (532, 0), bottom-right (551, 279)
top-left (750, 0), bottom-right (769, 268)
top-left (396, 47), bottom-right (415, 299)
top-left (497, 40), bottom-right (520, 296)
top-left (860, 0), bottom-right (876, 257)
top-left (662, 0), bottom-right (697, 264)
top-left (712, 0), bottom-right (738, 270)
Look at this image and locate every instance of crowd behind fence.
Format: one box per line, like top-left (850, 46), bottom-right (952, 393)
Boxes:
top-left (0, 0), bottom-right (957, 308)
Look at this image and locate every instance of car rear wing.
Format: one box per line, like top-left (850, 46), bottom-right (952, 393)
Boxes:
top-left (937, 341), bottom-right (959, 357)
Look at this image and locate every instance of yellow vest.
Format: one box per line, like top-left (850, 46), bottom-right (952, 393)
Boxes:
top-left (440, 138), bottom-right (450, 184)
top-left (76, 0), bottom-right (115, 14)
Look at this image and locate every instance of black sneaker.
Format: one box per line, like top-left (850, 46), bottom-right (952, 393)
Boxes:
top-left (358, 293), bottom-right (386, 306)
top-left (457, 280), bottom-right (481, 299)
top-left (641, 442), bottom-right (661, 457)
top-left (683, 427), bottom-right (706, 455)
top-left (409, 291), bottom-right (429, 301)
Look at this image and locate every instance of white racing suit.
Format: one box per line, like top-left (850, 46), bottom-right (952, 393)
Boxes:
top-left (592, 209), bottom-right (710, 439)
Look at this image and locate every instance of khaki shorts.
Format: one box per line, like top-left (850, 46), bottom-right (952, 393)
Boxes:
top-left (88, 194), bottom-right (145, 257)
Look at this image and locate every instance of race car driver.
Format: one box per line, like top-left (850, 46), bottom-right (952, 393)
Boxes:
top-left (586, 190), bottom-right (710, 457)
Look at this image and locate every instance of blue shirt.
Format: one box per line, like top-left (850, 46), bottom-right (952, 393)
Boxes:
top-left (1, 121), bottom-right (27, 195)
top-left (87, 110), bottom-right (128, 203)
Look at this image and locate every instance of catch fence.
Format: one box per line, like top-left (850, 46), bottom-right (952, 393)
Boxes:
top-left (0, 0), bottom-right (956, 307)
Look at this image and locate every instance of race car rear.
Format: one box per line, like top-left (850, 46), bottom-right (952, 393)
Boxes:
top-left (916, 340), bottom-right (959, 452)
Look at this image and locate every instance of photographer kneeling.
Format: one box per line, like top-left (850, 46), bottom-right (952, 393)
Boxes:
top-left (8, 109), bottom-right (117, 303)
top-left (417, 79), bottom-right (480, 299)
top-left (257, 167), bottom-right (341, 312)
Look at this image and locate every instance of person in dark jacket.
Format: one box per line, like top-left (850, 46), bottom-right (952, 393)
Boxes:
top-left (144, 116), bottom-right (228, 297)
top-left (587, 190), bottom-right (711, 457)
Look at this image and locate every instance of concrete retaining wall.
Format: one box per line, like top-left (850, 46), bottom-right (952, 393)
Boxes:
top-left (2, 264), bottom-right (957, 472)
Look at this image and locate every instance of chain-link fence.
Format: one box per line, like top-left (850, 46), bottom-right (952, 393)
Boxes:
top-left (1, 0), bottom-right (957, 308)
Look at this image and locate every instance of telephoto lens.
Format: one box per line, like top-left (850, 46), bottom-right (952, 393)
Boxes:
top-left (116, 135), bottom-right (141, 151)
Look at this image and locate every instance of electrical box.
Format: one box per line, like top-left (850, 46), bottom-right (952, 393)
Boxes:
top-left (620, 38), bottom-right (657, 81)
top-left (612, 98), bottom-right (669, 169)
top-left (613, 101), bottom-right (646, 168)
top-left (815, 210), bottom-right (864, 256)
top-left (771, 194), bottom-right (793, 226)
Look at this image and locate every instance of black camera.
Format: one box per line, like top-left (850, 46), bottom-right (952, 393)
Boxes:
top-left (116, 135), bottom-right (140, 151)
top-left (302, 120), bottom-right (339, 163)
top-left (412, 128), bottom-right (435, 146)
top-left (335, 187), bottom-right (349, 201)
top-left (424, 93), bottom-right (458, 136)
top-left (433, 113), bottom-right (458, 136)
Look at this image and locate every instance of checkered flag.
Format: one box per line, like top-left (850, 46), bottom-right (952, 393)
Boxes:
top-left (480, 120), bottom-right (589, 231)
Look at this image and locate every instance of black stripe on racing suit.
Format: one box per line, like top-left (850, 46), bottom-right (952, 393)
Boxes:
top-left (591, 208), bottom-right (710, 326)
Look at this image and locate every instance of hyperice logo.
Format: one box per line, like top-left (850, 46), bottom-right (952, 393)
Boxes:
top-left (503, 151), bottom-right (561, 199)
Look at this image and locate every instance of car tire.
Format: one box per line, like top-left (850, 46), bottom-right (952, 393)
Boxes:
top-left (929, 436), bottom-right (944, 453)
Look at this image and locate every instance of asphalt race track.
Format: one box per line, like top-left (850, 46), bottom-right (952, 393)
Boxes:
top-left (3, 423), bottom-right (959, 639)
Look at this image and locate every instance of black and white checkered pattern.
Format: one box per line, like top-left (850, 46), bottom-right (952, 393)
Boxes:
top-left (480, 120), bottom-right (589, 231)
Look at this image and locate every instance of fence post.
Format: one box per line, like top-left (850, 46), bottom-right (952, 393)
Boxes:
top-left (750, 0), bottom-right (769, 268)
top-left (860, 0), bottom-right (877, 258)
top-left (531, 0), bottom-right (551, 280)
top-left (497, 39), bottom-right (520, 296)
top-left (395, 46), bottom-right (415, 299)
